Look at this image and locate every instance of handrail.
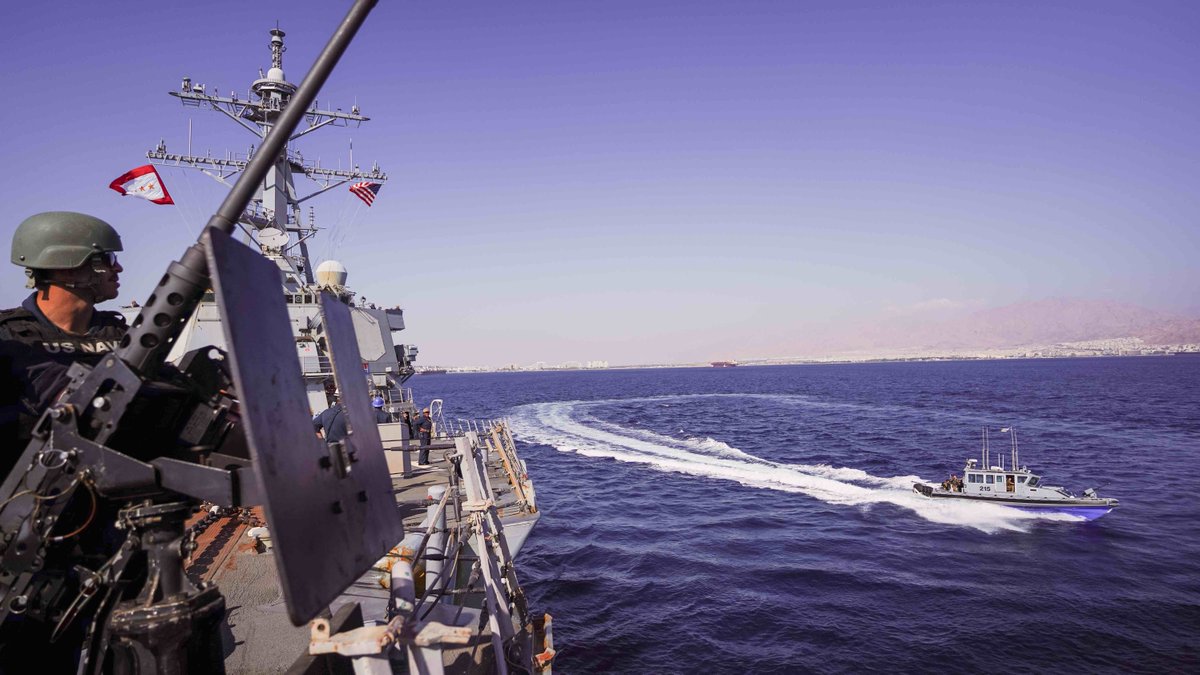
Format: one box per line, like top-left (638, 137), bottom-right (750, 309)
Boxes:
top-left (488, 427), bottom-right (531, 511)
top-left (500, 421), bottom-right (536, 511)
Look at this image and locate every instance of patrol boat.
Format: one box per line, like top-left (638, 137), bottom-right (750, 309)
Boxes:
top-left (913, 427), bottom-right (1119, 520)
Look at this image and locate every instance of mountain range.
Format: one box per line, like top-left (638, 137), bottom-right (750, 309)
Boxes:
top-left (796, 298), bottom-right (1200, 357)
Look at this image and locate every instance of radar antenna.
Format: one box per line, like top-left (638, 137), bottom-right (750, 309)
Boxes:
top-left (147, 26), bottom-right (386, 286)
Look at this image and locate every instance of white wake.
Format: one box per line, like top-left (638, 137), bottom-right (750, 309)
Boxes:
top-left (509, 397), bottom-right (1082, 533)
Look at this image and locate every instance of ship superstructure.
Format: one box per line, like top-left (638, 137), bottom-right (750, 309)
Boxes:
top-left (138, 27), bottom-right (417, 413)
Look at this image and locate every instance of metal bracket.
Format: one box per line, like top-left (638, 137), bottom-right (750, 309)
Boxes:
top-left (307, 612), bottom-right (471, 657)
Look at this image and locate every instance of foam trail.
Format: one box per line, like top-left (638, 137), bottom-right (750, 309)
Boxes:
top-left (510, 397), bottom-right (1082, 533)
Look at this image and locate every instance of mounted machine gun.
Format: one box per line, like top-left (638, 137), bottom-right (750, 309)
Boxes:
top-left (0, 2), bottom-right (406, 671)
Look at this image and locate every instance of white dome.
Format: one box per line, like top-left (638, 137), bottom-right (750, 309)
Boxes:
top-left (267, 67), bottom-right (286, 82)
top-left (316, 260), bottom-right (348, 287)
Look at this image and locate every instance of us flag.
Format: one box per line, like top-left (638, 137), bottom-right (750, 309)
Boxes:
top-left (349, 181), bottom-right (381, 207)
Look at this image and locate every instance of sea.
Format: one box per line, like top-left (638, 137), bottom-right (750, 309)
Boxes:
top-left (409, 356), bottom-right (1200, 674)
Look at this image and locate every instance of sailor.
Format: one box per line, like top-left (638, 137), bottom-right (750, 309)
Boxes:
top-left (313, 395), bottom-right (349, 444)
top-left (0, 212), bottom-right (126, 474)
top-left (315, 394), bottom-right (390, 442)
top-left (0, 211), bottom-right (126, 668)
top-left (417, 407), bottom-right (433, 464)
top-left (372, 395), bottom-right (389, 423)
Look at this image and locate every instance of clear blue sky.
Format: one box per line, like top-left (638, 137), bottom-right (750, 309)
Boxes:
top-left (2, 1), bottom-right (1196, 366)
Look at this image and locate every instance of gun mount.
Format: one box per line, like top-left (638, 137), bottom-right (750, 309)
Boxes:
top-left (0, 1), bottom-right (389, 671)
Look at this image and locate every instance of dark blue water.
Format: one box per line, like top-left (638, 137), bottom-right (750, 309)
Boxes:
top-left (410, 358), bottom-right (1200, 673)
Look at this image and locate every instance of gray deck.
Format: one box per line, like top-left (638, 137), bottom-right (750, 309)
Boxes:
top-left (214, 433), bottom-right (537, 673)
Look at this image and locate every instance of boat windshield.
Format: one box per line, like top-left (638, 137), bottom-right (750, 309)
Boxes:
top-left (1028, 476), bottom-right (1039, 487)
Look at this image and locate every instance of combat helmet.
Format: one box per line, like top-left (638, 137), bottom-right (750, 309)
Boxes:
top-left (12, 211), bottom-right (123, 271)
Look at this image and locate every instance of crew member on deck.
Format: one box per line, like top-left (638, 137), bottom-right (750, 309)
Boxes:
top-left (417, 407), bottom-right (433, 465)
top-left (372, 396), bottom-right (389, 423)
top-left (313, 395), bottom-right (348, 444)
top-left (401, 409), bottom-right (415, 438)
top-left (0, 212), bottom-right (126, 475)
top-left (0, 211), bottom-right (127, 669)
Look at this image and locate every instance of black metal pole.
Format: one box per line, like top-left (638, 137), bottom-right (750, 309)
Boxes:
top-left (117, 0), bottom-right (379, 375)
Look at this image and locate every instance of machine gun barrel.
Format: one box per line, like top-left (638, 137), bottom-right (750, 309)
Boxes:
top-left (117, 0), bottom-right (379, 376)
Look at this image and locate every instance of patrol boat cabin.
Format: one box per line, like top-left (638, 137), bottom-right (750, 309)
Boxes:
top-left (913, 427), bottom-right (1118, 520)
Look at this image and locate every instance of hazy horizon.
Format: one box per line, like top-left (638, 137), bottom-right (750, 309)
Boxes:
top-left (2, 1), bottom-right (1196, 366)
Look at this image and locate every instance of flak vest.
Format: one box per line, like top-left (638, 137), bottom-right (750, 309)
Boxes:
top-left (0, 307), bottom-right (127, 661)
top-left (0, 306), bottom-right (126, 367)
top-left (0, 306), bottom-right (127, 474)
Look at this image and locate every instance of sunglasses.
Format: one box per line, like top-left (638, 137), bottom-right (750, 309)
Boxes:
top-left (92, 252), bottom-right (119, 268)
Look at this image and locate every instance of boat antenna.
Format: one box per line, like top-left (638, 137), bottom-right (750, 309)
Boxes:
top-left (995, 427), bottom-right (1004, 470)
top-left (1011, 427), bottom-right (1019, 470)
top-left (981, 426), bottom-right (988, 469)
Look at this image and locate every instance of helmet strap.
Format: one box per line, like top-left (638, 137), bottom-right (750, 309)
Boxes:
top-left (33, 281), bottom-right (98, 335)
top-left (57, 280), bottom-right (101, 304)
top-left (45, 267), bottom-right (105, 304)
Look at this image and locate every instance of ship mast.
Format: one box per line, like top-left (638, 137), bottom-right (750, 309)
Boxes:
top-left (146, 27), bottom-right (386, 288)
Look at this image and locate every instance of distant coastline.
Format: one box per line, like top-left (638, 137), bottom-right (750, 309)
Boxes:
top-left (420, 298), bottom-right (1200, 373)
top-left (421, 343), bottom-right (1200, 374)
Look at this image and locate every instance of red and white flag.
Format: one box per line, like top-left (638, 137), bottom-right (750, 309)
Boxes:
top-left (349, 181), bottom-right (381, 207)
top-left (109, 164), bottom-right (174, 205)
